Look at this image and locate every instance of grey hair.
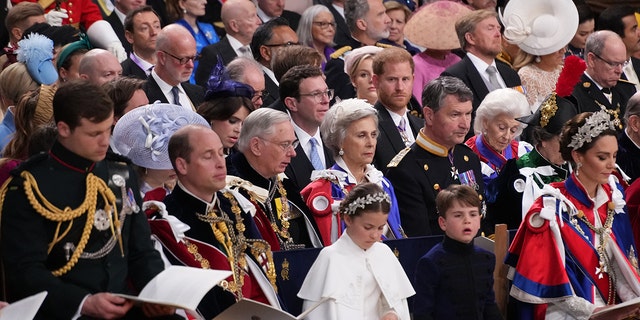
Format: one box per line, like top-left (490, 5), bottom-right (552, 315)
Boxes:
top-left (345, 0), bottom-right (370, 33)
top-left (227, 56), bottom-right (263, 82)
top-left (585, 30), bottom-right (619, 57)
top-left (422, 76), bottom-right (473, 112)
top-left (625, 92), bottom-right (640, 124)
top-left (237, 108), bottom-right (291, 152)
top-left (320, 98), bottom-right (378, 157)
top-left (473, 88), bottom-right (529, 136)
top-left (298, 5), bottom-right (335, 48)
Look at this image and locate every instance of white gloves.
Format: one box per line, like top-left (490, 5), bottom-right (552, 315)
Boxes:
top-left (45, 9), bottom-right (68, 26)
top-left (86, 20), bottom-right (127, 62)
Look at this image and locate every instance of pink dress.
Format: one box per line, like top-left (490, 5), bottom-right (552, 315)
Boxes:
top-left (412, 52), bottom-right (461, 106)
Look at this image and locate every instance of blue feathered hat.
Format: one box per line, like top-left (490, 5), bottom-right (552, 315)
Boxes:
top-left (204, 56), bottom-right (254, 101)
top-left (16, 33), bottom-right (58, 85)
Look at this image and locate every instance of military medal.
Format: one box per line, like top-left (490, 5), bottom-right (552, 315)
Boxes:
top-left (448, 149), bottom-right (459, 180)
top-left (94, 209), bottom-right (110, 230)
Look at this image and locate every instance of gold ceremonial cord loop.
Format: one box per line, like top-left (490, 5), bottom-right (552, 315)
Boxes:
top-left (20, 171), bottom-right (119, 277)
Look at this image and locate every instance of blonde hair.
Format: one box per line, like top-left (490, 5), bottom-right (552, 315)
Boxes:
top-left (0, 62), bottom-right (38, 111)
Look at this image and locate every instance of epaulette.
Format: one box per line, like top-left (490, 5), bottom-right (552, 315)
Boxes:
top-left (105, 151), bottom-right (132, 164)
top-left (330, 46), bottom-right (352, 59)
top-left (12, 152), bottom-right (48, 173)
top-left (375, 42), bottom-right (394, 49)
top-left (617, 78), bottom-right (636, 85)
top-left (387, 147), bottom-right (411, 168)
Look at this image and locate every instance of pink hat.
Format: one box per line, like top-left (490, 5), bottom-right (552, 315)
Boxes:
top-left (404, 1), bottom-right (472, 50)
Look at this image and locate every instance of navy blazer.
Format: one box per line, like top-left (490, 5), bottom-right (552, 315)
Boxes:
top-left (121, 58), bottom-right (148, 80)
top-left (373, 102), bottom-right (423, 170)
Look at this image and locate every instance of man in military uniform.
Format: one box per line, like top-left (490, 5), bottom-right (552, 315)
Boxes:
top-left (325, 0), bottom-right (391, 101)
top-left (0, 81), bottom-right (175, 319)
top-left (572, 30), bottom-right (636, 119)
top-left (385, 76), bottom-right (484, 237)
top-left (228, 108), bottom-right (323, 250)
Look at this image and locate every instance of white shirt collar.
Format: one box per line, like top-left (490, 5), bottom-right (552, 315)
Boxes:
top-left (467, 52), bottom-right (506, 89)
top-left (151, 69), bottom-right (185, 103)
top-left (227, 34), bottom-right (248, 57)
top-left (256, 6), bottom-right (273, 23)
top-left (262, 65), bottom-right (278, 86)
top-left (131, 52), bottom-right (154, 75)
top-left (114, 7), bottom-right (126, 24)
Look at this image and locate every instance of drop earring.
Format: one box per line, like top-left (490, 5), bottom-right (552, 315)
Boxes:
top-left (338, 148), bottom-right (344, 156)
top-left (575, 162), bottom-right (582, 176)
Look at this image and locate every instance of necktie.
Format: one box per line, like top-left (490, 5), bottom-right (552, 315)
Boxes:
top-left (239, 46), bottom-right (252, 58)
top-left (397, 117), bottom-right (410, 147)
top-left (171, 86), bottom-right (181, 106)
top-left (309, 137), bottom-right (324, 170)
top-left (486, 65), bottom-right (501, 91)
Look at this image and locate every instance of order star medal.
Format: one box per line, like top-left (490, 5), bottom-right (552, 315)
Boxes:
top-left (451, 166), bottom-right (459, 180)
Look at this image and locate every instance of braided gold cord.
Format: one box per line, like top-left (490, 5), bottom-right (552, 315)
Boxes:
top-left (20, 171), bottom-right (119, 277)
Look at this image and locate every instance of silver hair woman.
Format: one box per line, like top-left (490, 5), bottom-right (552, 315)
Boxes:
top-left (297, 5), bottom-right (336, 70)
top-left (464, 88), bottom-right (532, 186)
top-left (301, 98), bottom-right (405, 246)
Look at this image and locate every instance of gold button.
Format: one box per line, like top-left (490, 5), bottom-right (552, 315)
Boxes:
top-left (464, 155), bottom-right (469, 161)
top-left (583, 82), bottom-right (591, 88)
top-left (433, 184), bottom-right (440, 191)
top-left (479, 195), bottom-right (483, 201)
top-left (608, 202), bottom-right (615, 210)
top-left (69, 18), bottom-right (73, 22)
top-left (423, 164), bottom-right (429, 171)
top-left (68, 2), bottom-right (72, 6)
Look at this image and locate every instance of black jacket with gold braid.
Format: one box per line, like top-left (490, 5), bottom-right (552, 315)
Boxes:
top-left (0, 141), bottom-right (167, 319)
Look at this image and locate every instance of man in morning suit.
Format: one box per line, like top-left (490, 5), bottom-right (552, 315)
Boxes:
top-left (325, 0), bottom-right (391, 101)
top-left (249, 17), bottom-right (299, 107)
top-left (143, 24), bottom-right (204, 110)
top-left (256, 0), bottom-right (301, 31)
top-left (194, 0), bottom-right (262, 86)
top-left (279, 65), bottom-right (335, 209)
top-left (441, 9), bottom-right (521, 137)
top-left (597, 5), bottom-right (640, 92)
top-left (0, 81), bottom-right (176, 319)
top-left (104, 0), bottom-right (144, 55)
top-left (121, 6), bottom-right (161, 79)
top-left (571, 30), bottom-right (635, 118)
top-left (371, 46), bottom-right (423, 170)
top-left (385, 76), bottom-right (484, 237)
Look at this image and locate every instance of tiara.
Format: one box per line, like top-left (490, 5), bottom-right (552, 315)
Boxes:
top-left (567, 110), bottom-right (616, 150)
top-left (344, 191), bottom-right (391, 216)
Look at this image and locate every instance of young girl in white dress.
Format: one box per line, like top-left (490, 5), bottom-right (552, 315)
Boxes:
top-left (298, 183), bottom-right (415, 320)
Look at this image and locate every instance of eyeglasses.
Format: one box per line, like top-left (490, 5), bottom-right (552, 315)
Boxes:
top-left (592, 52), bottom-right (628, 69)
top-left (299, 89), bottom-right (334, 103)
top-left (313, 21), bottom-right (337, 29)
top-left (252, 90), bottom-right (269, 102)
top-left (162, 51), bottom-right (199, 65)
top-left (263, 41), bottom-right (300, 48)
top-left (259, 137), bottom-right (299, 151)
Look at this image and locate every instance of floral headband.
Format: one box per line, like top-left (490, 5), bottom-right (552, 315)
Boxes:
top-left (343, 191), bottom-right (391, 216)
top-left (567, 110), bottom-right (616, 150)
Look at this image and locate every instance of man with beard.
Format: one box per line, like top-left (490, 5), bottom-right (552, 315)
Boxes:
top-left (325, 0), bottom-right (391, 101)
top-left (385, 76), bottom-right (484, 237)
top-left (441, 9), bottom-right (521, 137)
top-left (143, 24), bottom-right (204, 110)
top-left (371, 47), bottom-right (423, 170)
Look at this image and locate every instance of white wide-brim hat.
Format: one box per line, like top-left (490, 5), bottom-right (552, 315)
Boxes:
top-left (112, 102), bottom-right (209, 170)
top-left (500, 0), bottom-right (578, 56)
top-left (404, 1), bottom-right (472, 50)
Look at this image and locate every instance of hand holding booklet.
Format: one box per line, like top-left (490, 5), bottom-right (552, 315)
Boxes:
top-left (590, 297), bottom-right (640, 320)
top-left (213, 297), bottom-right (332, 320)
top-left (113, 266), bottom-right (231, 320)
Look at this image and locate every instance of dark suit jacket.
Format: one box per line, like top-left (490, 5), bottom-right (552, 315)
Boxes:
top-left (195, 36), bottom-right (238, 87)
top-left (324, 38), bottom-right (363, 101)
top-left (266, 98), bottom-right (287, 112)
top-left (618, 131), bottom-right (640, 184)
top-left (571, 73), bottom-right (636, 117)
top-left (281, 10), bottom-right (301, 31)
top-left (143, 75), bottom-right (205, 108)
top-left (263, 72), bottom-right (279, 107)
top-left (321, 0), bottom-right (351, 49)
top-left (105, 12), bottom-right (132, 55)
top-left (441, 56), bottom-right (521, 112)
top-left (373, 102), bottom-right (423, 170)
top-left (121, 58), bottom-right (148, 80)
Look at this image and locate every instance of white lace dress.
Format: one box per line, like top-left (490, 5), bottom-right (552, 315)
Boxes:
top-left (518, 64), bottom-right (561, 111)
